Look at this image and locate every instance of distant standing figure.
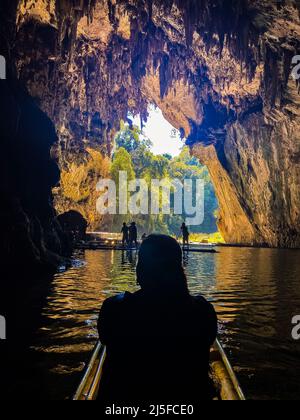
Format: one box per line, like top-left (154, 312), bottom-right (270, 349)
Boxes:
top-left (129, 222), bottom-right (138, 248)
top-left (141, 233), bottom-right (147, 241)
top-left (121, 223), bottom-right (129, 247)
top-left (181, 223), bottom-right (190, 246)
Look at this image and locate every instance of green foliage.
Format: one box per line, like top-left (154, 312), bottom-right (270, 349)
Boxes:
top-left (110, 122), bottom-right (219, 237)
top-left (189, 232), bottom-right (225, 244)
top-left (115, 124), bottom-right (153, 178)
top-left (162, 153), bottom-right (172, 161)
top-left (143, 155), bottom-right (170, 181)
top-left (110, 147), bottom-right (136, 226)
top-left (111, 147), bottom-right (135, 186)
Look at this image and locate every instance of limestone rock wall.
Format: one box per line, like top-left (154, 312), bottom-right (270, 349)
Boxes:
top-left (192, 144), bottom-right (257, 245)
top-left (0, 0), bottom-right (70, 280)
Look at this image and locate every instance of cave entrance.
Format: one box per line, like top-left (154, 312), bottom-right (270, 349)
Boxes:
top-left (53, 101), bottom-right (222, 242)
top-left (130, 105), bottom-right (183, 158)
top-left (101, 104), bottom-right (222, 241)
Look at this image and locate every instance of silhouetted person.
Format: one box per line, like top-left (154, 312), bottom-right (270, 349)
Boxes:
top-left (181, 222), bottom-right (190, 246)
top-left (141, 233), bottom-right (147, 241)
top-left (129, 222), bottom-right (138, 248)
top-left (97, 235), bottom-right (218, 405)
top-left (121, 223), bottom-right (129, 247)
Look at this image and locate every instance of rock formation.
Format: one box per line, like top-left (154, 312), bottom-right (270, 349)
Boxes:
top-left (53, 147), bottom-right (110, 229)
top-left (0, 0), bottom-right (71, 283)
top-left (5, 0), bottom-right (300, 247)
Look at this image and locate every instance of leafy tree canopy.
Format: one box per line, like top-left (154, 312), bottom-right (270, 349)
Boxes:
top-left (110, 122), bottom-right (219, 236)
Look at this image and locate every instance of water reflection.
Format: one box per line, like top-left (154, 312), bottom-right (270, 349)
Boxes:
top-left (29, 247), bottom-right (300, 400)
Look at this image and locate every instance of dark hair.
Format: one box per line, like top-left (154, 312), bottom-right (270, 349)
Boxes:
top-left (136, 235), bottom-right (189, 297)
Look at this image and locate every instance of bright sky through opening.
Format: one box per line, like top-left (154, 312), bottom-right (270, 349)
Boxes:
top-left (131, 105), bottom-right (184, 157)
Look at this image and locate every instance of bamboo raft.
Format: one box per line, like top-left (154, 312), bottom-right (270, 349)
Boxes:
top-left (73, 339), bottom-right (245, 401)
top-left (77, 243), bottom-right (217, 253)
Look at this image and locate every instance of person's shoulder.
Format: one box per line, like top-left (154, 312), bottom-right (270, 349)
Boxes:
top-left (102, 292), bottom-right (132, 311)
top-left (192, 295), bottom-right (216, 314)
top-left (103, 292), bottom-right (131, 305)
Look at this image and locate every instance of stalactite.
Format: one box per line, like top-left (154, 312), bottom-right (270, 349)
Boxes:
top-left (107, 0), bottom-right (117, 25)
top-left (159, 53), bottom-right (171, 98)
top-left (147, 0), bottom-right (153, 20)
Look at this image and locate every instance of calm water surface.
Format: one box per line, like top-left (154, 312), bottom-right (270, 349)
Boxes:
top-left (29, 247), bottom-right (300, 400)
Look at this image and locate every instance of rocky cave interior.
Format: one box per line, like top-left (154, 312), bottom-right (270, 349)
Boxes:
top-left (1, 0), bottom-right (300, 288)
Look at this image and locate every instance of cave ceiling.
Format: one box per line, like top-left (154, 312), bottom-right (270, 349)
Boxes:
top-left (16, 0), bottom-right (293, 147)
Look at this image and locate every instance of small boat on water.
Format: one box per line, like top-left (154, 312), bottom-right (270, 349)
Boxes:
top-left (73, 339), bottom-right (245, 401)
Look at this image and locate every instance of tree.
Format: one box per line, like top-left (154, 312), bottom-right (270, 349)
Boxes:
top-left (115, 123), bottom-right (153, 177)
top-left (110, 147), bottom-right (136, 228)
top-left (115, 122), bottom-right (152, 152)
top-left (111, 126), bottom-right (219, 236)
top-left (143, 155), bottom-right (170, 181)
top-left (168, 147), bottom-right (218, 234)
top-left (162, 153), bottom-right (172, 161)
top-left (111, 147), bottom-right (135, 186)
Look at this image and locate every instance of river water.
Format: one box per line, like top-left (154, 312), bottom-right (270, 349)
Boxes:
top-left (27, 247), bottom-right (300, 400)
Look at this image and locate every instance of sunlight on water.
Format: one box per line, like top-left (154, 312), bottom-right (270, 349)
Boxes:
top-left (30, 247), bottom-right (300, 400)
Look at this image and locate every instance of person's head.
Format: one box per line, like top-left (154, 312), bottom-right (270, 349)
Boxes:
top-left (123, 222), bottom-right (127, 227)
top-left (182, 223), bottom-right (186, 227)
top-left (131, 222), bottom-right (136, 226)
top-left (136, 235), bottom-right (189, 297)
